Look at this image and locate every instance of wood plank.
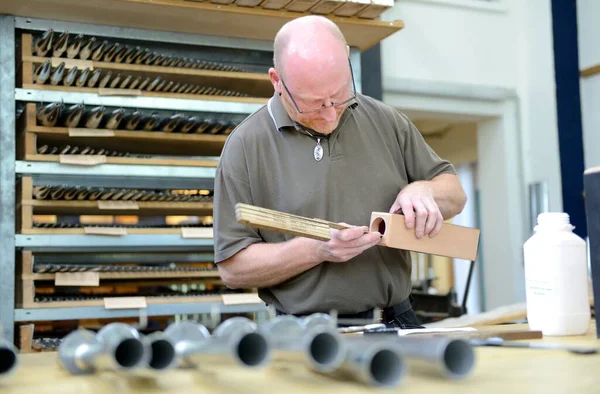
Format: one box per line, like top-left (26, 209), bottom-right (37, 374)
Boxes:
top-left (22, 199), bottom-right (213, 216)
top-left (21, 294), bottom-right (224, 309)
top-left (1, 0), bottom-right (404, 52)
top-left (20, 227), bottom-right (215, 236)
top-left (24, 154), bottom-right (219, 167)
top-left (24, 271), bottom-right (220, 281)
top-left (18, 324), bottom-right (34, 354)
top-left (22, 83), bottom-right (268, 104)
top-left (23, 55), bottom-right (273, 97)
top-left (28, 124), bottom-right (228, 157)
top-left (581, 64), bottom-right (600, 78)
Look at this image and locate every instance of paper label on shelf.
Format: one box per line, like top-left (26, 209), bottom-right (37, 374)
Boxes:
top-left (104, 297), bottom-right (147, 309)
top-left (83, 226), bottom-right (128, 236)
top-left (221, 293), bottom-right (263, 305)
top-left (68, 128), bottom-right (115, 137)
top-left (59, 154), bottom-right (107, 166)
top-left (181, 227), bottom-right (213, 239)
top-left (98, 88), bottom-right (142, 96)
top-left (97, 201), bottom-right (139, 210)
top-left (55, 272), bottom-right (100, 287)
top-left (50, 57), bottom-right (94, 70)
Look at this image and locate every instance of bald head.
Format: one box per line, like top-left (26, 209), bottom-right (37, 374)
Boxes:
top-left (273, 16), bottom-right (348, 80)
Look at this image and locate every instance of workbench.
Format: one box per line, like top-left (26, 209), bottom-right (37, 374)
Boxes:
top-left (2, 323), bottom-right (599, 394)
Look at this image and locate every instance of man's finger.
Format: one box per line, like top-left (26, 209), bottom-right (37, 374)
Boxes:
top-left (423, 198), bottom-right (439, 235)
top-left (411, 196), bottom-right (428, 238)
top-left (430, 212), bottom-right (444, 237)
top-left (389, 199), bottom-right (401, 214)
top-left (400, 197), bottom-right (415, 229)
top-left (331, 226), bottom-right (369, 242)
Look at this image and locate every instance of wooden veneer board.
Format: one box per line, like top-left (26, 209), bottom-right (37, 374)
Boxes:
top-left (235, 203), bottom-right (480, 260)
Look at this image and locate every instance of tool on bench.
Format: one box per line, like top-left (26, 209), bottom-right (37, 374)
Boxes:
top-left (470, 337), bottom-right (599, 355)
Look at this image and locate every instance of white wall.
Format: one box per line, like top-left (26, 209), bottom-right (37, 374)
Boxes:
top-left (379, 0), bottom-right (563, 310)
top-left (577, 0), bottom-right (600, 170)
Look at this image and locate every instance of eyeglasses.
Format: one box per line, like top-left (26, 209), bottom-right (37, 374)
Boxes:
top-left (280, 58), bottom-right (357, 114)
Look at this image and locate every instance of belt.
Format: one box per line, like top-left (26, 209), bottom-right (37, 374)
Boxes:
top-left (276, 298), bottom-right (412, 324)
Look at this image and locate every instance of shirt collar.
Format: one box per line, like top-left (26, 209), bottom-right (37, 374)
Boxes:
top-left (267, 92), bottom-right (360, 133)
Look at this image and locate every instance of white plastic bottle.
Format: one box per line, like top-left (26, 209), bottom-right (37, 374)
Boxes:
top-left (523, 212), bottom-right (591, 336)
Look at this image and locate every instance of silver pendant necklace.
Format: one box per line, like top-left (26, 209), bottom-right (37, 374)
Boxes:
top-left (314, 138), bottom-right (323, 161)
top-left (295, 123), bottom-right (326, 162)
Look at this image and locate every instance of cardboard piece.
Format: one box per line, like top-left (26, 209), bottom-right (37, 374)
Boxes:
top-left (68, 128), bottom-right (115, 137)
top-left (59, 154), bottom-right (107, 166)
top-left (104, 297), bottom-right (147, 309)
top-left (370, 212), bottom-right (480, 261)
top-left (83, 226), bottom-right (128, 236)
top-left (97, 201), bottom-right (139, 210)
top-left (55, 272), bottom-right (100, 287)
top-left (181, 227), bottom-right (214, 239)
top-left (98, 88), bottom-right (142, 96)
top-left (221, 293), bottom-right (263, 305)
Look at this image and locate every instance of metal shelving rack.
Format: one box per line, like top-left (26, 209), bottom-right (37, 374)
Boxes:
top-left (0, 7), bottom-right (378, 343)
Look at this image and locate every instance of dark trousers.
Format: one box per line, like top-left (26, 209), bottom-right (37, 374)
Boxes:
top-left (277, 298), bottom-right (424, 329)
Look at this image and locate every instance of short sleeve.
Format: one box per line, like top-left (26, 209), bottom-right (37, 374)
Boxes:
top-left (394, 111), bottom-right (456, 182)
top-left (212, 136), bottom-right (263, 263)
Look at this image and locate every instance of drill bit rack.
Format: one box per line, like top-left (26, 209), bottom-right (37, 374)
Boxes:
top-left (20, 32), bottom-right (273, 101)
top-left (20, 103), bottom-right (238, 165)
top-left (18, 176), bottom-right (215, 236)
top-left (16, 250), bottom-right (249, 309)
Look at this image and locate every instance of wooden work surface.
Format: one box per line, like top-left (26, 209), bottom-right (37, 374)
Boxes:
top-left (2, 323), bottom-right (599, 393)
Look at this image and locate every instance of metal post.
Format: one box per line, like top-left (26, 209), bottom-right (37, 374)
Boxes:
top-left (0, 15), bottom-right (16, 343)
top-left (350, 47), bottom-right (363, 94)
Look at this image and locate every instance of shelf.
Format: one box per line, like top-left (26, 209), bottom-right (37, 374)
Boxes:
top-left (26, 200), bottom-right (213, 216)
top-left (23, 55), bottom-right (274, 98)
top-left (15, 88), bottom-right (266, 114)
top-left (14, 301), bottom-right (268, 321)
top-left (15, 234), bottom-right (215, 252)
top-left (16, 160), bottom-right (217, 189)
top-left (25, 271), bottom-right (220, 281)
top-left (29, 126), bottom-right (228, 157)
top-left (1, 0), bottom-right (404, 52)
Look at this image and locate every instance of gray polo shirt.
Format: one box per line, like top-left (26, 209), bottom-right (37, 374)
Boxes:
top-left (213, 92), bottom-right (456, 315)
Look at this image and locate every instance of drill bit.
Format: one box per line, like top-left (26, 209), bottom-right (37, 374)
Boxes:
top-left (114, 45), bottom-right (132, 63)
top-left (137, 76), bottom-right (151, 91)
top-left (177, 84), bottom-right (189, 94)
top-left (34, 59), bottom-right (52, 84)
top-left (78, 37), bottom-right (96, 60)
top-left (122, 110), bottom-right (143, 130)
top-left (119, 74), bottom-right (132, 89)
top-left (49, 62), bottom-right (66, 86)
top-left (86, 69), bottom-right (101, 88)
top-left (62, 66), bottom-right (78, 87)
top-left (82, 105), bottom-right (106, 129)
top-left (75, 67), bottom-right (91, 88)
top-left (161, 81), bottom-right (174, 92)
top-left (146, 77), bottom-right (162, 92)
top-left (90, 40), bottom-right (108, 61)
top-left (194, 119), bottom-right (213, 134)
top-left (108, 73), bottom-right (122, 89)
top-left (52, 31), bottom-right (69, 58)
top-left (102, 42), bottom-right (121, 62)
top-left (159, 113), bottom-right (185, 133)
top-left (140, 113), bottom-right (160, 131)
top-left (100, 108), bottom-right (125, 130)
top-left (161, 56), bottom-right (176, 67)
top-left (58, 103), bottom-right (85, 128)
top-left (36, 102), bottom-right (62, 127)
top-left (63, 187), bottom-right (79, 200)
top-left (169, 81), bottom-right (181, 93)
top-left (33, 29), bottom-right (54, 57)
top-left (125, 47), bottom-right (143, 64)
top-left (133, 48), bottom-right (149, 65)
top-left (222, 122), bottom-right (237, 135)
top-left (208, 120), bottom-right (228, 134)
top-left (66, 34), bottom-right (84, 59)
top-left (32, 186), bottom-right (51, 200)
top-left (179, 116), bottom-right (199, 133)
top-left (97, 71), bottom-right (113, 89)
top-left (76, 187), bottom-right (92, 200)
top-left (50, 186), bottom-right (67, 200)
top-left (151, 54), bottom-right (165, 66)
top-left (128, 76), bottom-right (142, 90)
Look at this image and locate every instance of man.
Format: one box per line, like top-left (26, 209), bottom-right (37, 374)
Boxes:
top-left (213, 15), bottom-right (467, 328)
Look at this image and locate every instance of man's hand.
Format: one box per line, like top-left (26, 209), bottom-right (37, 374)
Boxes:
top-left (315, 225), bottom-right (382, 263)
top-left (389, 182), bottom-right (444, 239)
